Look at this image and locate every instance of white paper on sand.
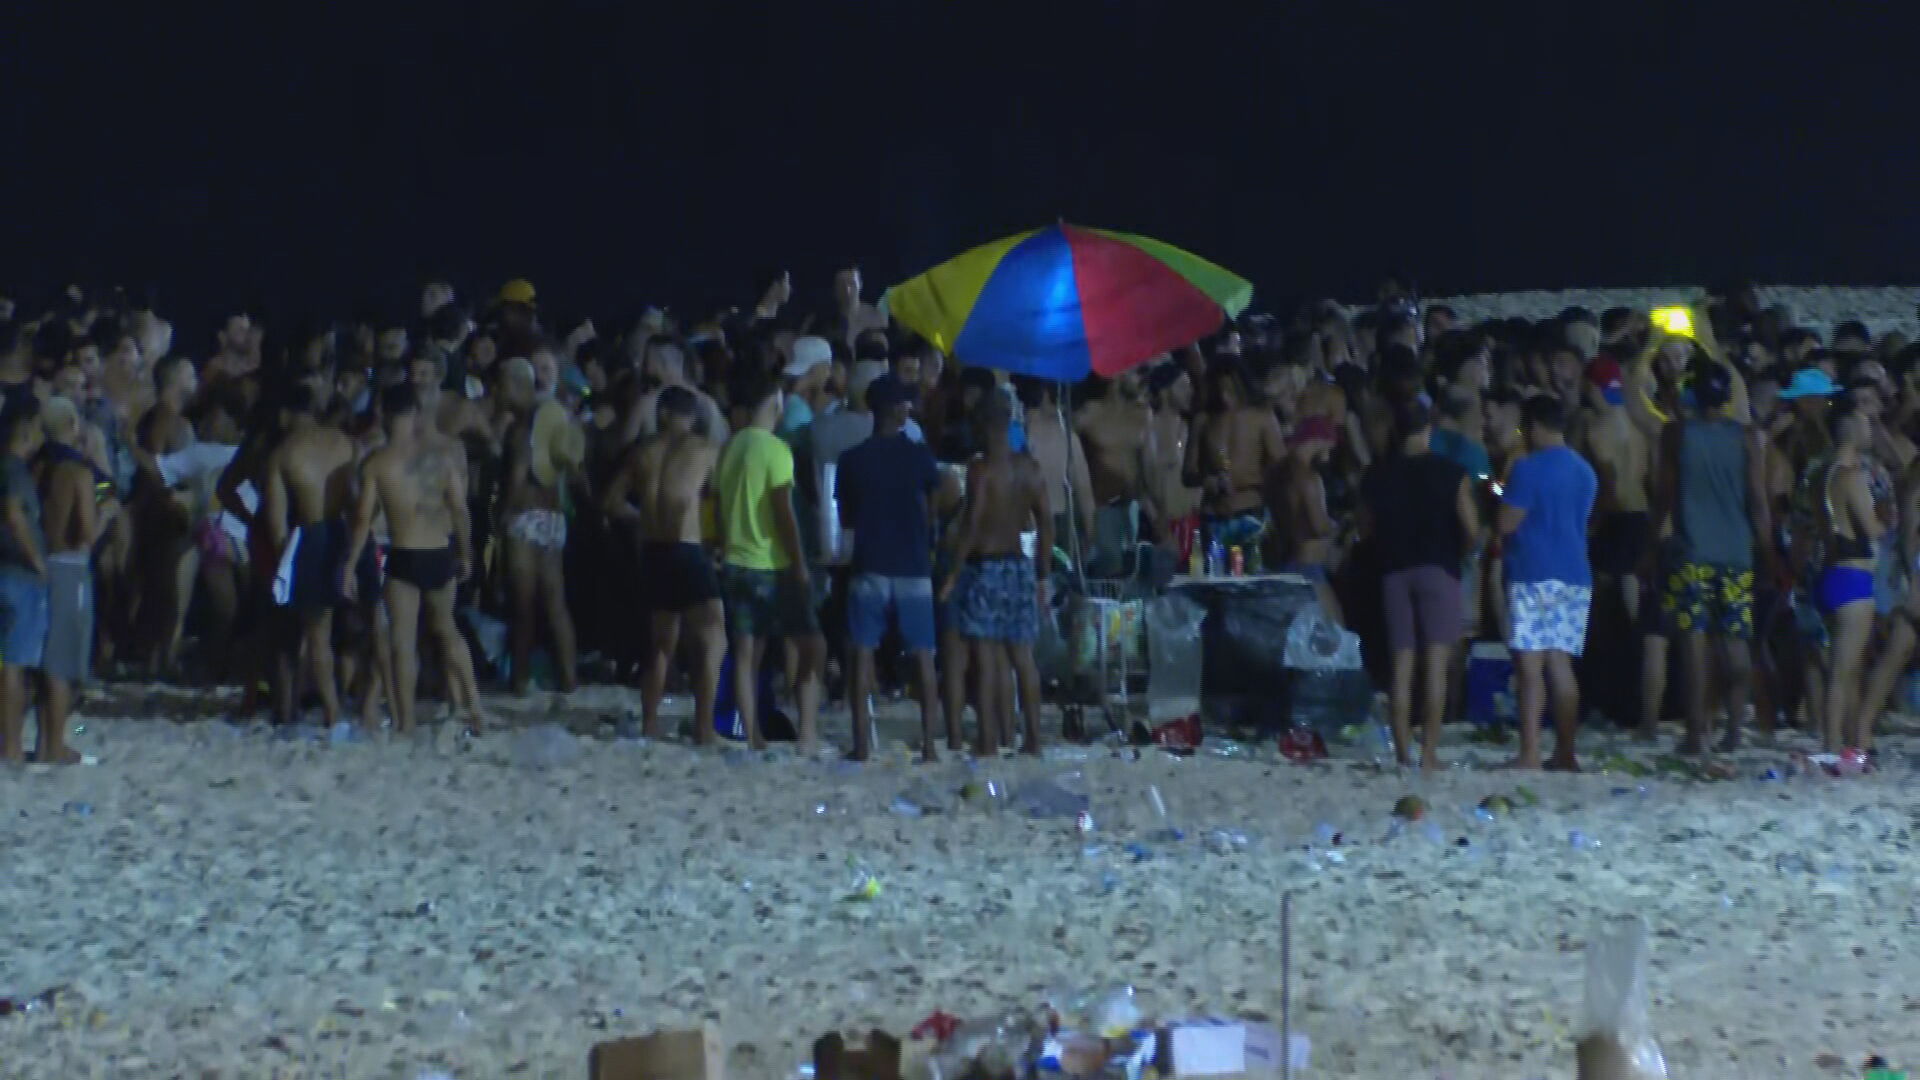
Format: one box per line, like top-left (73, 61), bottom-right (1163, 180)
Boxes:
top-left (1166, 1019), bottom-right (1308, 1077)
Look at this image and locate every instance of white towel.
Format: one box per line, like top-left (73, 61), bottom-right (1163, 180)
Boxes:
top-left (819, 461), bottom-right (848, 566)
top-left (156, 442), bottom-right (238, 488)
top-left (271, 526), bottom-right (303, 606)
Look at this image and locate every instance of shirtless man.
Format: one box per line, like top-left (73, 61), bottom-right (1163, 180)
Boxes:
top-left (205, 313), bottom-right (260, 387)
top-left (263, 383), bottom-right (358, 729)
top-left (343, 383), bottom-right (485, 734)
top-left (133, 353), bottom-right (199, 672)
top-left (1184, 358), bottom-right (1286, 560)
top-left (37, 396), bottom-right (109, 762)
top-left (940, 396), bottom-right (1053, 756)
top-left (1280, 417), bottom-right (1344, 622)
top-left (1143, 365), bottom-right (1201, 559)
top-left (413, 350), bottom-right (491, 445)
top-left (1016, 377), bottom-right (1094, 566)
top-left (603, 387), bottom-right (723, 742)
top-left (498, 354), bottom-right (580, 694)
top-left (624, 338), bottom-right (729, 445)
top-left (828, 267), bottom-right (888, 352)
top-left (1075, 370), bottom-right (1156, 576)
top-left (1579, 357), bottom-right (1654, 621)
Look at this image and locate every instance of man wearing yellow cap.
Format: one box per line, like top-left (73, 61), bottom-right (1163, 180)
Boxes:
top-left (495, 279), bottom-right (540, 359)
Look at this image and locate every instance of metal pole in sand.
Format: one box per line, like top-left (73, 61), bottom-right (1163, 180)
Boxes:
top-left (1281, 890), bottom-right (1293, 1080)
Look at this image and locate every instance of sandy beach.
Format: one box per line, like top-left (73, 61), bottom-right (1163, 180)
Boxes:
top-left (6, 283), bottom-right (1920, 1079)
top-left (1, 676), bottom-right (1916, 1080)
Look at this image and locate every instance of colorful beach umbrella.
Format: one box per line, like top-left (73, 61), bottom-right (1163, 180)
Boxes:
top-left (883, 224), bottom-right (1252, 381)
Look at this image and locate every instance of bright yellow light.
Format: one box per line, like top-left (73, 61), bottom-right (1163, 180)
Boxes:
top-left (1651, 305), bottom-right (1695, 338)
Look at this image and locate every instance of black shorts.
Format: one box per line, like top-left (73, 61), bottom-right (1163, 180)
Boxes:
top-left (289, 519), bottom-right (382, 614)
top-left (640, 541), bottom-right (720, 612)
top-left (1590, 511), bottom-right (1651, 577)
top-left (387, 546), bottom-right (456, 592)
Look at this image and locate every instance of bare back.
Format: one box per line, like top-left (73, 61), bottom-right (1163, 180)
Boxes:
top-left (1583, 410), bottom-right (1650, 514)
top-left (370, 434), bottom-right (462, 550)
top-left (274, 424), bottom-right (357, 527)
top-left (967, 452), bottom-right (1046, 556)
top-left (41, 460), bottom-right (97, 555)
top-left (1024, 410), bottom-right (1076, 519)
top-left (635, 430), bottom-right (716, 544)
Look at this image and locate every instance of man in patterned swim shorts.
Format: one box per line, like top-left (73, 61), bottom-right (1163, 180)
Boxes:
top-left (715, 365), bottom-right (826, 752)
top-left (1497, 396), bottom-right (1597, 770)
top-left (1654, 360), bottom-right (1773, 754)
top-left (940, 397), bottom-right (1053, 756)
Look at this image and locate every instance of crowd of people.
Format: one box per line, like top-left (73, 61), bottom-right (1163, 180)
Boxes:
top-left (0, 275), bottom-right (1909, 769)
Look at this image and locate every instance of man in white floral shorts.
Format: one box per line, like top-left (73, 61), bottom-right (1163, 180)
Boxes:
top-left (1496, 396), bottom-right (1597, 770)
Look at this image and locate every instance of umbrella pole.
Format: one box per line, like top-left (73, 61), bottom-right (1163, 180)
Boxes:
top-left (1055, 382), bottom-right (1087, 592)
top-left (1281, 890), bottom-right (1293, 1080)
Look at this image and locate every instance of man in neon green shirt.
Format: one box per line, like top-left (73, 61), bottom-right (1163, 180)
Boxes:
top-left (715, 365), bottom-right (825, 752)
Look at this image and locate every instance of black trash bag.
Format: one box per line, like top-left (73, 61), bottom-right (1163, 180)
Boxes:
top-left (1194, 576), bottom-right (1321, 728)
top-left (1286, 668), bottom-right (1375, 736)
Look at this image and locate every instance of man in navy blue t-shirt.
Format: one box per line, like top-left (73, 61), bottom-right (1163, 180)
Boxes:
top-left (834, 374), bottom-right (943, 760)
top-left (1497, 395), bottom-right (1597, 770)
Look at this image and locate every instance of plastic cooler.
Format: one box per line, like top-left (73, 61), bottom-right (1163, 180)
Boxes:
top-left (1465, 641), bottom-right (1516, 724)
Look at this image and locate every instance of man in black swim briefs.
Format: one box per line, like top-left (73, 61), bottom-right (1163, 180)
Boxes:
top-left (343, 383), bottom-right (487, 734)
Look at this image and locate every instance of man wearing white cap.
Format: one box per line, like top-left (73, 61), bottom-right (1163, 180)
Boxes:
top-left (778, 335), bottom-right (835, 446)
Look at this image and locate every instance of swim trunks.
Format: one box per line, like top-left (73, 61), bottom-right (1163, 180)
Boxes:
top-left (1506, 579), bottom-right (1592, 656)
top-left (1661, 562), bottom-right (1755, 638)
top-left (951, 553), bottom-right (1040, 644)
top-left (1590, 510), bottom-right (1651, 577)
top-left (387, 546), bottom-right (456, 592)
top-left (640, 541), bottom-right (720, 612)
top-left (43, 553), bottom-right (92, 682)
top-left (720, 565), bottom-right (819, 639)
top-left (508, 509), bottom-right (567, 550)
top-left (0, 565), bottom-right (49, 671)
top-left (848, 574), bottom-right (936, 652)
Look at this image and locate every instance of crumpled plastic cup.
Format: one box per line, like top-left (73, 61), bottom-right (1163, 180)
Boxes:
top-left (1013, 775), bottom-right (1090, 819)
top-left (511, 723), bottom-right (580, 769)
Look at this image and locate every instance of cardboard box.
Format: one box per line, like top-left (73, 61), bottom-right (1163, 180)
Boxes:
top-left (1162, 1019), bottom-right (1307, 1078)
top-left (588, 1023), bottom-right (725, 1080)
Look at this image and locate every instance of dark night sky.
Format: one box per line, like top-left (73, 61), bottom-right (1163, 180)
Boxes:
top-left (4, 3), bottom-right (1918, 334)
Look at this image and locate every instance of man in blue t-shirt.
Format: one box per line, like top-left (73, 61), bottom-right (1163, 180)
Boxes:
top-left (1497, 395), bottom-right (1597, 770)
top-left (834, 374), bottom-right (943, 761)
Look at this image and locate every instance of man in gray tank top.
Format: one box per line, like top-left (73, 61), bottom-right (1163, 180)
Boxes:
top-left (1653, 360), bottom-right (1776, 754)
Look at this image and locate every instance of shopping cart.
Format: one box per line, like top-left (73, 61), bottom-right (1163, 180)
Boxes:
top-left (1057, 578), bottom-right (1151, 741)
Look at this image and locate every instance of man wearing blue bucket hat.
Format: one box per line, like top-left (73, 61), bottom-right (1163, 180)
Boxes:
top-left (1777, 367), bottom-right (1840, 402)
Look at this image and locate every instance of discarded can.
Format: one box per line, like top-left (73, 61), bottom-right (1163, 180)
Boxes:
top-left (1279, 726), bottom-right (1328, 763)
top-left (1076, 811), bottom-right (1095, 834)
top-left (1151, 715), bottom-right (1201, 752)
